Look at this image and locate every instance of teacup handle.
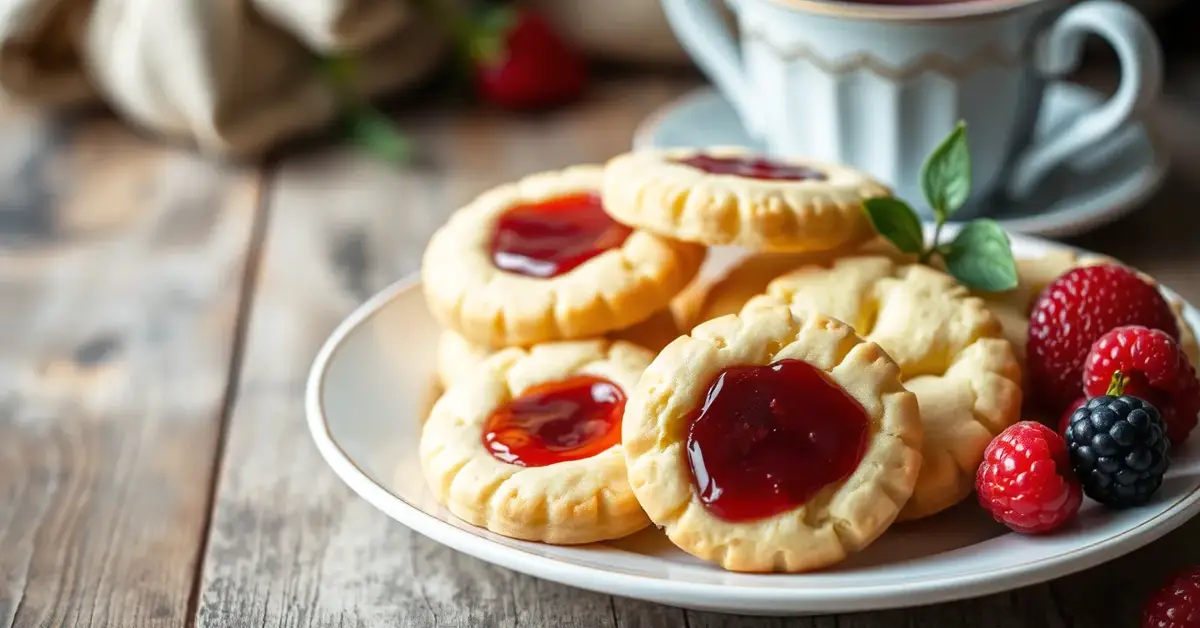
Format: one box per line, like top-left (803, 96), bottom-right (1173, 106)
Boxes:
top-left (1007, 0), bottom-right (1162, 200)
top-left (660, 0), bottom-right (753, 129)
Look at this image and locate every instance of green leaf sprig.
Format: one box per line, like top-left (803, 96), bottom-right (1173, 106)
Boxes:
top-left (863, 122), bottom-right (1018, 292)
top-left (318, 54), bottom-right (414, 165)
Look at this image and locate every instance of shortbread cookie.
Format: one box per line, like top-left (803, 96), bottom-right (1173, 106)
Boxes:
top-left (745, 256), bottom-right (1023, 521)
top-left (423, 165), bottom-right (705, 347)
top-left (611, 306), bottom-right (684, 356)
top-left (421, 340), bottom-right (654, 544)
top-left (436, 309), bottom-right (681, 388)
top-left (671, 252), bottom-right (826, 333)
top-left (622, 305), bottom-right (922, 572)
top-left (602, 147), bottom-right (889, 252)
top-left (670, 238), bottom-right (912, 332)
top-left (436, 329), bottom-right (493, 390)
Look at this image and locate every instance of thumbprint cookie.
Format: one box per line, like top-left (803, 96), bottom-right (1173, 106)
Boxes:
top-left (745, 256), bottom-right (1023, 521)
top-left (602, 147), bottom-right (889, 252)
top-left (421, 340), bottom-right (654, 544)
top-left (422, 165), bottom-right (704, 348)
top-left (622, 305), bottom-right (922, 572)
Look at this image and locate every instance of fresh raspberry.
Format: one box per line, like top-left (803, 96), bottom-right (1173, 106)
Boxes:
top-left (1143, 566), bottom-right (1200, 628)
top-left (1027, 264), bottom-right (1178, 411)
top-left (976, 421), bottom-right (1083, 534)
top-left (1084, 326), bottom-right (1200, 447)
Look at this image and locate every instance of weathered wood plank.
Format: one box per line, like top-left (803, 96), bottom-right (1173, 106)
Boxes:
top-left (0, 110), bottom-right (264, 627)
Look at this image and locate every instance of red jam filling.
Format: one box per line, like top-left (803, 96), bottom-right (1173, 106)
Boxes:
top-left (482, 375), bottom-right (626, 467)
top-left (675, 154), bottom-right (826, 182)
top-left (685, 359), bottom-right (870, 522)
top-left (489, 193), bottom-right (632, 279)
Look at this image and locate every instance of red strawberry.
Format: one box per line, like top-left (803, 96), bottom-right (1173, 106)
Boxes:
top-left (1027, 264), bottom-right (1179, 412)
top-left (1083, 326), bottom-right (1200, 447)
top-left (470, 8), bottom-right (587, 110)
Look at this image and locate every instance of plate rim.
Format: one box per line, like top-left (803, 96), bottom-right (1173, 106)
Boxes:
top-left (305, 236), bottom-right (1200, 614)
top-left (631, 83), bottom-right (1170, 240)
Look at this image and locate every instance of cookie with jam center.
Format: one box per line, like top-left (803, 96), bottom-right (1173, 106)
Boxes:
top-left (421, 339), bottom-right (655, 544)
top-left (422, 165), bottom-right (704, 348)
top-left (602, 147), bottom-right (889, 252)
top-left (622, 305), bottom-right (922, 573)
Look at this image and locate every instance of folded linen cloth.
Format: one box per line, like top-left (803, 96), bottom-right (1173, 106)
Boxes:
top-left (0, 0), bottom-right (448, 156)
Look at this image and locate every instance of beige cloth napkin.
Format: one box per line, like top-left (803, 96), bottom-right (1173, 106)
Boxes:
top-left (0, 0), bottom-right (448, 156)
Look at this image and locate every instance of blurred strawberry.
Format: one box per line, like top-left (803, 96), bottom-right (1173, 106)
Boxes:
top-left (468, 6), bottom-right (587, 110)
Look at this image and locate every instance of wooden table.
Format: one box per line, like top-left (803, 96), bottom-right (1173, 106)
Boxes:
top-left (2, 62), bottom-right (1200, 628)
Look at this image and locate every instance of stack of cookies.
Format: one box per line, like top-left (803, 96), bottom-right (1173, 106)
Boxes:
top-left (418, 147), bottom-right (1200, 573)
top-left (424, 164), bottom-right (703, 389)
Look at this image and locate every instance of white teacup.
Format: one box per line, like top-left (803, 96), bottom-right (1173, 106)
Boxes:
top-left (661, 0), bottom-right (1163, 213)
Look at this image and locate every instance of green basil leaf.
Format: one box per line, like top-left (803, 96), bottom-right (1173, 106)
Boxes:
top-left (346, 106), bottom-right (413, 165)
top-left (943, 219), bottom-right (1018, 292)
top-left (921, 121), bottom-right (971, 221)
top-left (862, 197), bottom-right (926, 255)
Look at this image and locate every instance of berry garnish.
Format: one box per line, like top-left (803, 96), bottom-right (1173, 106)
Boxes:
top-left (1065, 371), bottom-right (1171, 508)
top-left (1027, 264), bottom-right (1179, 411)
top-left (1084, 325), bottom-right (1200, 447)
top-left (470, 7), bottom-right (587, 110)
top-left (319, 55), bottom-right (414, 165)
top-left (1143, 566), bottom-right (1200, 628)
top-left (1058, 397), bottom-right (1087, 437)
top-left (976, 421), bottom-right (1082, 534)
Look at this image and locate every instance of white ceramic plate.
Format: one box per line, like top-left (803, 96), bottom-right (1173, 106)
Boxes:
top-left (306, 233), bottom-right (1200, 616)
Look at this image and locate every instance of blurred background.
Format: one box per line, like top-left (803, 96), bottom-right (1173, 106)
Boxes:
top-left (0, 0), bottom-right (1192, 162)
top-left (1, 1), bottom-right (1200, 627)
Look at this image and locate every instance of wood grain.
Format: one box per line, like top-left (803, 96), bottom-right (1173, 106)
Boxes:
top-left (0, 110), bottom-right (263, 627)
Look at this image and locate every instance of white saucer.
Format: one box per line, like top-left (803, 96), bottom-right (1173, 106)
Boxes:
top-left (306, 232), bottom-right (1200, 616)
top-left (633, 83), bottom-right (1168, 239)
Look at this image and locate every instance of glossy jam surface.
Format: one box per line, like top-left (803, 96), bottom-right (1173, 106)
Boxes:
top-left (686, 359), bottom-right (870, 522)
top-left (490, 193), bottom-right (632, 278)
top-left (482, 375), bottom-right (626, 467)
top-left (675, 154), bottom-right (827, 182)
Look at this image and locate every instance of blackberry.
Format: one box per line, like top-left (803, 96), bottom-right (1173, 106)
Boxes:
top-left (1064, 393), bottom-right (1170, 509)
